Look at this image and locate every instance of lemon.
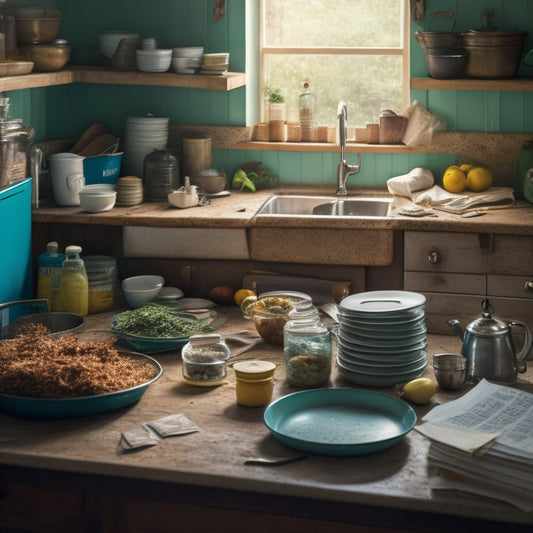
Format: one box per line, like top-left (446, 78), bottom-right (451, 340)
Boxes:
top-left (459, 163), bottom-right (474, 173)
top-left (234, 288), bottom-right (255, 306)
top-left (401, 378), bottom-right (436, 405)
top-left (466, 167), bottom-right (493, 192)
top-left (442, 166), bottom-right (466, 193)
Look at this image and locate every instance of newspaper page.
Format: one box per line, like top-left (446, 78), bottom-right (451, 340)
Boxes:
top-left (417, 379), bottom-right (533, 459)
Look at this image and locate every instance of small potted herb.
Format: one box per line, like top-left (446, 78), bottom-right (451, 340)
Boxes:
top-left (265, 87), bottom-right (286, 141)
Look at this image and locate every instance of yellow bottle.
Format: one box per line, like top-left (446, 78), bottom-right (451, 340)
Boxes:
top-left (36, 241), bottom-right (65, 311)
top-left (58, 245), bottom-right (88, 316)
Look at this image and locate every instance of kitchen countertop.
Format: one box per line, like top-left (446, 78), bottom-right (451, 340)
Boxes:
top-left (32, 185), bottom-right (533, 235)
top-left (1, 307), bottom-right (532, 529)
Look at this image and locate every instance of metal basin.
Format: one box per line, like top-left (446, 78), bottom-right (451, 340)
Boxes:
top-left (255, 195), bottom-right (392, 218)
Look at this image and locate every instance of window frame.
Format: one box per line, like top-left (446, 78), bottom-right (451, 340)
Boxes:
top-left (259, 0), bottom-right (410, 123)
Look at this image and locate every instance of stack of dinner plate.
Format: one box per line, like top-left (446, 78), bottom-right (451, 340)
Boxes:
top-left (122, 114), bottom-right (169, 177)
top-left (335, 291), bottom-right (427, 386)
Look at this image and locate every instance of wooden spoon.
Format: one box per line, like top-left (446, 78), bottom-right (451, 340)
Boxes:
top-left (71, 122), bottom-right (109, 154)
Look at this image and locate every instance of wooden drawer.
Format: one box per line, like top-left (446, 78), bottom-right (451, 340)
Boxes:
top-left (404, 271), bottom-right (485, 295)
top-left (404, 231), bottom-right (533, 276)
top-left (488, 274), bottom-right (533, 299)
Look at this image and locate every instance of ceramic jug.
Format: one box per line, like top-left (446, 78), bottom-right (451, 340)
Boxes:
top-left (448, 299), bottom-right (532, 385)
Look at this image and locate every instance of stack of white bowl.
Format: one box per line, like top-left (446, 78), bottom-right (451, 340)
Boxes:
top-left (335, 291), bottom-right (428, 387)
top-left (99, 31), bottom-right (140, 59)
top-left (122, 114), bottom-right (169, 177)
top-left (136, 49), bottom-right (172, 73)
top-left (171, 46), bottom-right (204, 74)
top-left (115, 176), bottom-right (143, 206)
top-left (200, 53), bottom-right (229, 75)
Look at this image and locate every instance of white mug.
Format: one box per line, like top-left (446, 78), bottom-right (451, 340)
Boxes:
top-left (48, 153), bottom-right (85, 206)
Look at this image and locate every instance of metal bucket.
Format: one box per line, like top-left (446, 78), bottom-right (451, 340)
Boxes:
top-left (461, 31), bottom-right (528, 78)
top-left (414, 10), bottom-right (462, 52)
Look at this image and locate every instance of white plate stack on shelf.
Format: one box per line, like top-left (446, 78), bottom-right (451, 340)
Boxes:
top-left (122, 114), bottom-right (169, 177)
top-left (335, 291), bottom-right (428, 387)
top-left (171, 46), bottom-right (204, 74)
top-left (200, 53), bottom-right (229, 75)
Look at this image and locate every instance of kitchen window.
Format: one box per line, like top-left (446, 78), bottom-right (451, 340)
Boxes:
top-left (260, 0), bottom-right (410, 126)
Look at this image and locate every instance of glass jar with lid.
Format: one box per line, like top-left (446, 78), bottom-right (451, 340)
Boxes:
top-left (181, 333), bottom-right (230, 386)
top-left (284, 316), bottom-right (331, 388)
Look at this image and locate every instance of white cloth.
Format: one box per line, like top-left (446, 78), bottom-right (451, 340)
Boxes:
top-left (387, 167), bottom-right (435, 197)
top-left (402, 100), bottom-right (440, 146)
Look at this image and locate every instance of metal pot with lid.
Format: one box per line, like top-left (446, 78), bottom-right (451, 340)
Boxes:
top-left (448, 299), bottom-right (532, 385)
top-left (461, 9), bottom-right (528, 79)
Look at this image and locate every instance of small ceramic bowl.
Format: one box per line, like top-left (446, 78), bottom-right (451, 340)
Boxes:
top-left (433, 353), bottom-right (467, 390)
top-left (79, 189), bottom-right (117, 212)
top-left (189, 170), bottom-right (227, 194)
top-left (121, 275), bottom-right (164, 308)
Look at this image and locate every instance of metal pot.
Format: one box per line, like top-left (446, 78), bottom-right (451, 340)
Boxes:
top-left (448, 299), bottom-right (532, 385)
top-left (424, 48), bottom-right (467, 79)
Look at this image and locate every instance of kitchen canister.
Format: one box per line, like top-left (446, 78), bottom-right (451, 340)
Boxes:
top-left (83, 255), bottom-right (118, 314)
top-left (182, 333), bottom-right (231, 386)
top-left (143, 148), bottom-right (180, 201)
top-left (182, 136), bottom-right (211, 177)
top-left (233, 360), bottom-right (276, 407)
top-left (48, 152), bottom-right (85, 206)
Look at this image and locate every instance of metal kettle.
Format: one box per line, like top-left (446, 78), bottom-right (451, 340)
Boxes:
top-left (448, 299), bottom-right (532, 385)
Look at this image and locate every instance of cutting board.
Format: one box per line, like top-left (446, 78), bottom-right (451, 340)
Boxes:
top-left (242, 272), bottom-right (350, 304)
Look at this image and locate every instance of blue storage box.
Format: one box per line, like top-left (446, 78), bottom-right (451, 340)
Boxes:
top-left (0, 178), bottom-right (33, 307)
top-left (83, 152), bottom-right (123, 185)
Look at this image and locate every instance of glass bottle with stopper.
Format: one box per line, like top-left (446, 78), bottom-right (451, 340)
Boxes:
top-left (299, 82), bottom-right (316, 142)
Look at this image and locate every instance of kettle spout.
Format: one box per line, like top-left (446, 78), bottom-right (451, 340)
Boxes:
top-left (447, 319), bottom-right (464, 342)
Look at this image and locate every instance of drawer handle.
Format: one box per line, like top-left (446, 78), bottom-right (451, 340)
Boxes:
top-left (428, 250), bottom-right (441, 264)
top-left (525, 281), bottom-right (533, 293)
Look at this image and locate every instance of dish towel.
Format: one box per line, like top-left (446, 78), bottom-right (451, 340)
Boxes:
top-left (387, 167), bottom-right (435, 197)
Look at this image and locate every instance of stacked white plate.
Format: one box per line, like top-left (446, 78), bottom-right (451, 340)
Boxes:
top-left (115, 176), bottom-right (143, 206)
top-left (99, 32), bottom-right (140, 58)
top-left (136, 49), bottom-right (172, 73)
top-left (122, 115), bottom-right (169, 177)
top-left (336, 291), bottom-right (428, 387)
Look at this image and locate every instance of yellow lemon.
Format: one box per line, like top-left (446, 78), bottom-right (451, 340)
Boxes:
top-left (442, 166), bottom-right (466, 193)
top-left (401, 378), bottom-right (436, 405)
top-left (234, 288), bottom-right (255, 306)
top-left (466, 167), bottom-right (493, 192)
top-left (459, 163), bottom-right (474, 173)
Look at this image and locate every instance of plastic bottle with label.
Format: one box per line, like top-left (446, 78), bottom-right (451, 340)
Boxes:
top-left (58, 245), bottom-right (89, 316)
top-left (37, 241), bottom-right (65, 311)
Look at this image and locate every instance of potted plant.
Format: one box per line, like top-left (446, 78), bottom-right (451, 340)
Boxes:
top-left (265, 87), bottom-right (286, 141)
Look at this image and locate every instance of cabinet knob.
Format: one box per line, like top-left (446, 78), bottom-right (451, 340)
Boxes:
top-left (525, 281), bottom-right (533, 293)
top-left (428, 250), bottom-right (441, 264)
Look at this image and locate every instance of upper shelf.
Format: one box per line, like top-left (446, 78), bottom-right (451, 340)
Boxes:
top-left (411, 77), bottom-right (533, 91)
top-left (0, 66), bottom-right (246, 92)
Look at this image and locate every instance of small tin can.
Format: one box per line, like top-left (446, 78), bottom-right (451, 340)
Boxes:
top-left (233, 360), bottom-right (276, 407)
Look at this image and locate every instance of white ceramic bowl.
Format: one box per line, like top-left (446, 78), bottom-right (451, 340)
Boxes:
top-left (203, 52), bottom-right (229, 65)
top-left (172, 46), bottom-right (204, 58)
top-left (172, 57), bottom-right (197, 74)
top-left (136, 49), bottom-right (172, 73)
top-left (78, 189), bottom-right (117, 212)
top-left (121, 275), bottom-right (165, 308)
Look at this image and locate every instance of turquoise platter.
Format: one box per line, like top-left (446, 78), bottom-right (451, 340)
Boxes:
top-left (264, 388), bottom-right (416, 456)
top-left (0, 352), bottom-right (162, 419)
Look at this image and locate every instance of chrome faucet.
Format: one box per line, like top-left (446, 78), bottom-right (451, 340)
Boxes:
top-left (336, 101), bottom-right (360, 196)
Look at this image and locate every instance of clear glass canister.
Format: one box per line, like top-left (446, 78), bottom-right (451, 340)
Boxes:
top-left (181, 333), bottom-right (230, 386)
top-left (284, 317), bottom-right (331, 388)
top-left (83, 255), bottom-right (118, 314)
top-left (233, 360), bottom-right (276, 407)
top-left (143, 149), bottom-right (180, 201)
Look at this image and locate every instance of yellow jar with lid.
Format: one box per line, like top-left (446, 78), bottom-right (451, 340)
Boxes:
top-left (233, 360), bottom-right (276, 407)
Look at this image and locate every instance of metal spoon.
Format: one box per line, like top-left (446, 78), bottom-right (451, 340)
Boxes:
top-left (244, 455), bottom-right (308, 467)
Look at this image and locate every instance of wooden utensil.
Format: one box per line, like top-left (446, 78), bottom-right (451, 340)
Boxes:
top-left (71, 122), bottom-right (109, 154)
top-left (78, 133), bottom-right (119, 157)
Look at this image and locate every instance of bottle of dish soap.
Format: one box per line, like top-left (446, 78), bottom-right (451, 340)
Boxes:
top-left (58, 245), bottom-right (89, 316)
top-left (299, 82), bottom-right (316, 142)
top-left (37, 241), bottom-right (65, 311)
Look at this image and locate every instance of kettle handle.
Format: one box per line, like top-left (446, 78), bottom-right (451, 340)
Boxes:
top-left (509, 321), bottom-right (532, 373)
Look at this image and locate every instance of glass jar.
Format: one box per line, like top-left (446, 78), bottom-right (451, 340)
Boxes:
top-left (284, 316), bottom-right (331, 388)
top-left (181, 333), bottom-right (230, 386)
top-left (83, 255), bottom-right (118, 314)
top-left (233, 360), bottom-right (276, 407)
top-left (58, 245), bottom-right (89, 316)
top-left (143, 149), bottom-right (180, 201)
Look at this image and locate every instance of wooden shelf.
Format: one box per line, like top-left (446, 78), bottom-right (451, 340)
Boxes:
top-left (235, 140), bottom-right (446, 153)
top-left (411, 77), bottom-right (533, 91)
top-left (0, 66), bottom-right (246, 92)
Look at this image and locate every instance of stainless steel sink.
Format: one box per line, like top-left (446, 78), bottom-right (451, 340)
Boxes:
top-left (255, 195), bottom-right (392, 217)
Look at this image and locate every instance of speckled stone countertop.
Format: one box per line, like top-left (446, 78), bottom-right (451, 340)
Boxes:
top-left (1, 308), bottom-right (532, 528)
top-left (32, 185), bottom-right (533, 235)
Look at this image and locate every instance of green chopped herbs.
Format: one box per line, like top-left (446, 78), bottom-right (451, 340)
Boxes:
top-left (112, 303), bottom-right (213, 338)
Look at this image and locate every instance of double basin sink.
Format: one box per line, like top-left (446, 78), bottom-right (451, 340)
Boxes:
top-left (255, 195), bottom-right (392, 218)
